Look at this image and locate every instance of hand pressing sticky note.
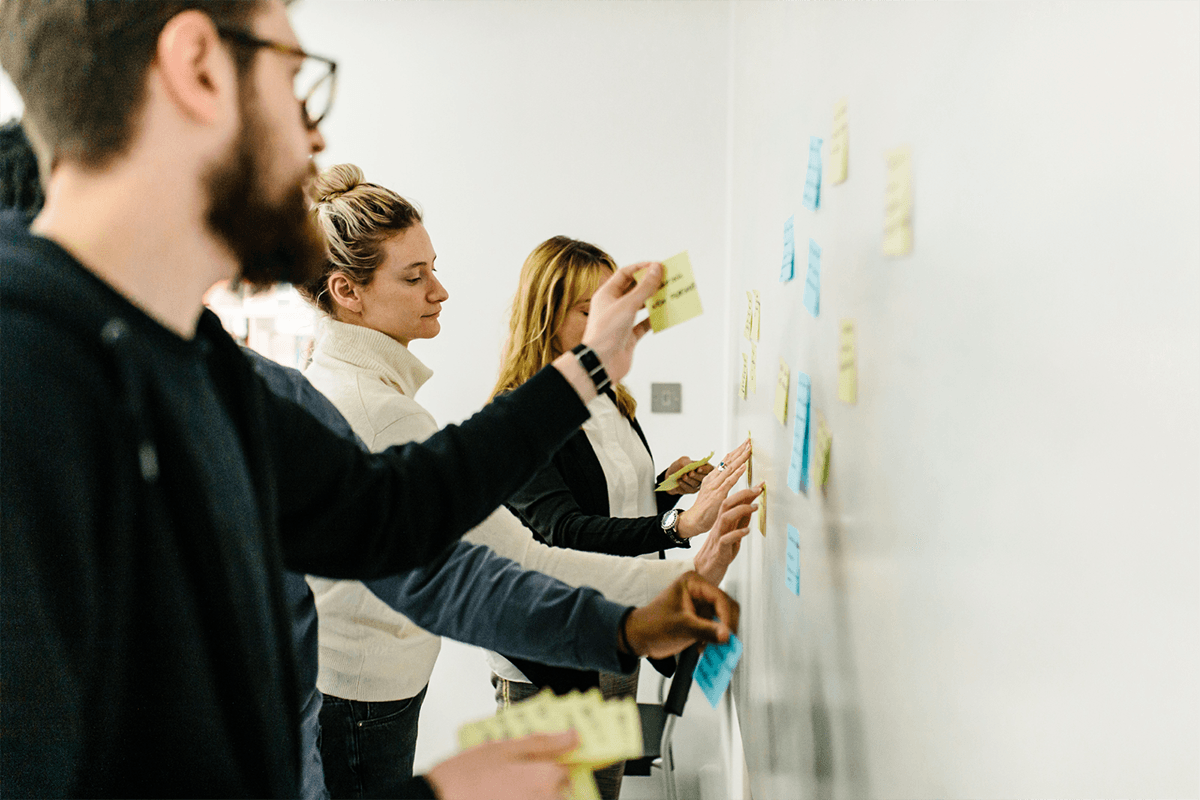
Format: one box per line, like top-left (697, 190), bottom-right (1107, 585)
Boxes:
top-left (655, 451), bottom-right (714, 492)
top-left (773, 359), bottom-right (790, 426)
top-left (637, 251), bottom-right (702, 333)
top-left (694, 633), bottom-right (744, 708)
top-left (838, 320), bottom-right (857, 404)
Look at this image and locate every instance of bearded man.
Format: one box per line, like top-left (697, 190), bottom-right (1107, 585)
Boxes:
top-left (0, 2), bottom-right (737, 797)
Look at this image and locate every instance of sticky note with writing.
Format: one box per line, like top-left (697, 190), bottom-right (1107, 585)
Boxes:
top-left (744, 292), bottom-right (753, 339)
top-left (883, 146), bottom-right (913, 256)
top-left (780, 215), bottom-right (796, 282)
top-left (838, 320), bottom-right (857, 404)
top-left (740, 353), bottom-right (748, 399)
top-left (752, 290), bottom-right (761, 341)
top-left (787, 372), bottom-right (812, 493)
top-left (694, 633), bottom-right (744, 708)
top-left (773, 359), bottom-right (790, 426)
top-left (802, 136), bottom-right (823, 211)
top-left (745, 431), bottom-right (753, 488)
top-left (637, 251), bottom-right (703, 332)
top-left (829, 99), bottom-right (849, 185)
top-left (786, 524), bottom-right (801, 596)
top-left (803, 239), bottom-right (821, 317)
top-left (749, 342), bottom-right (757, 394)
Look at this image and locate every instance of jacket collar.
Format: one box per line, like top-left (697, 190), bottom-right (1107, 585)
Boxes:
top-left (314, 318), bottom-right (433, 398)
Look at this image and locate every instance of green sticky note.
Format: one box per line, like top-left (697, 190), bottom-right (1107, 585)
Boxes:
top-left (655, 451), bottom-right (714, 492)
top-left (637, 251), bottom-right (703, 333)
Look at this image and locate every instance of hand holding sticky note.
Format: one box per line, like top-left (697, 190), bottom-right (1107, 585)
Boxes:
top-left (694, 633), bottom-right (744, 708)
top-left (637, 251), bottom-right (702, 333)
top-left (655, 451), bottom-right (714, 492)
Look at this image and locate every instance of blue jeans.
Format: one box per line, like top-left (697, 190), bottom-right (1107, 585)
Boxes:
top-left (318, 686), bottom-right (428, 800)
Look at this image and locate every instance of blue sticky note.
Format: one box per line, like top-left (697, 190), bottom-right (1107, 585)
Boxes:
top-left (780, 215), bottom-right (796, 283)
top-left (803, 238), bottom-right (821, 317)
top-left (787, 373), bottom-right (812, 493)
top-left (786, 524), bottom-right (801, 596)
top-left (802, 136), bottom-right (823, 211)
top-left (694, 633), bottom-right (744, 708)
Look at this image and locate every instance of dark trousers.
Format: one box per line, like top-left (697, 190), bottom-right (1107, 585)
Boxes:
top-left (318, 685), bottom-right (428, 800)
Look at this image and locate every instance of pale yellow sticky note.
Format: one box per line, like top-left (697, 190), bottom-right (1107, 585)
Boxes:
top-left (740, 354), bottom-right (748, 399)
top-left (883, 146), bottom-right (913, 256)
top-left (567, 765), bottom-right (601, 800)
top-left (752, 290), bottom-right (761, 341)
top-left (744, 292), bottom-right (753, 340)
top-left (655, 451), bottom-right (714, 492)
top-left (814, 412), bottom-right (832, 489)
top-left (638, 251), bottom-right (702, 333)
top-left (838, 320), bottom-right (857, 404)
top-left (773, 359), bottom-right (790, 426)
top-left (829, 98), bottom-right (849, 185)
top-left (746, 431), bottom-right (753, 488)
top-left (757, 482), bottom-right (767, 535)
top-left (749, 342), bottom-right (757, 395)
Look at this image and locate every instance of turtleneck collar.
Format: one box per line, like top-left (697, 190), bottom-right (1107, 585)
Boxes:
top-left (313, 318), bottom-right (434, 399)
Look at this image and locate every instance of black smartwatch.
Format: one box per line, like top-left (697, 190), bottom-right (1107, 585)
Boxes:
top-left (570, 343), bottom-right (612, 394)
top-left (660, 508), bottom-right (689, 547)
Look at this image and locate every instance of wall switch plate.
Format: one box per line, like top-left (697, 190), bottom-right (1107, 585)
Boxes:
top-left (651, 382), bottom-right (682, 413)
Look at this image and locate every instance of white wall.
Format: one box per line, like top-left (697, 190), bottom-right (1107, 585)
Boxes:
top-left (290, 1), bottom-right (736, 790)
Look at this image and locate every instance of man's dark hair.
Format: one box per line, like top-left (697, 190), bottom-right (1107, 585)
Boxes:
top-left (0, 119), bottom-right (44, 223)
top-left (0, 1), bottom-right (266, 172)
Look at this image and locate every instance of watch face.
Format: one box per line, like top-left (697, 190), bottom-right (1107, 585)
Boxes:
top-left (662, 509), bottom-right (679, 530)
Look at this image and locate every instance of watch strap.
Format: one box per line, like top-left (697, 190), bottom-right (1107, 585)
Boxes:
top-left (570, 343), bottom-right (612, 394)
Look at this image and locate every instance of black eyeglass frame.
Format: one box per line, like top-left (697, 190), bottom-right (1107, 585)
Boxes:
top-left (216, 27), bottom-right (338, 129)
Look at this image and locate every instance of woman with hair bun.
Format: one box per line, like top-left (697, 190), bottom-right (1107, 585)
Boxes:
top-left (297, 164), bottom-right (759, 800)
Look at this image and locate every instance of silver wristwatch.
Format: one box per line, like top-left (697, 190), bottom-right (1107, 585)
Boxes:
top-left (660, 508), bottom-right (688, 547)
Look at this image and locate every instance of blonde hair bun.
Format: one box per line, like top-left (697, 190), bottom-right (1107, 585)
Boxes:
top-left (312, 163), bottom-right (365, 203)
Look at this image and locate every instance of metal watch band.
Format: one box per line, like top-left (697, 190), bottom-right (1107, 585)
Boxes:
top-left (570, 343), bottom-right (612, 394)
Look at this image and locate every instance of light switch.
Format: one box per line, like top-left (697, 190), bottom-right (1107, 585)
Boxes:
top-left (651, 382), bottom-right (682, 414)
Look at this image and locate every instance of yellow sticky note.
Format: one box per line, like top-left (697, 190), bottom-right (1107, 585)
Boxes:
top-left (744, 292), bottom-right (753, 340)
top-left (749, 343), bottom-right (757, 395)
top-left (740, 354), bottom-right (748, 399)
top-left (883, 146), bottom-right (913, 256)
top-left (814, 412), bottom-right (832, 489)
top-left (757, 482), bottom-right (767, 535)
top-left (752, 290), bottom-right (761, 341)
top-left (773, 359), bottom-right (790, 425)
top-left (838, 320), bottom-right (857, 404)
top-left (638, 251), bottom-right (702, 333)
top-left (567, 765), bottom-right (601, 800)
top-left (746, 431), bottom-right (753, 488)
top-left (655, 451), bottom-right (714, 492)
top-left (829, 98), bottom-right (849, 185)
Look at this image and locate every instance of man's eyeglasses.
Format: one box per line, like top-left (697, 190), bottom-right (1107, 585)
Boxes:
top-left (216, 27), bottom-right (338, 130)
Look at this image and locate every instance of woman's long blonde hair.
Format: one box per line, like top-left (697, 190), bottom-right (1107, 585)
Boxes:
top-left (492, 236), bottom-right (636, 418)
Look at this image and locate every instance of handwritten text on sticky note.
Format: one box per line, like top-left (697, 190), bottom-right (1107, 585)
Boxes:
top-left (638, 251), bottom-right (703, 332)
top-left (803, 238), bottom-right (822, 317)
top-left (773, 359), bottom-right (790, 426)
top-left (883, 146), bottom-right (913, 256)
top-left (829, 99), bottom-right (849, 185)
top-left (781, 215), bottom-right (796, 283)
top-left (838, 320), bottom-right (857, 404)
top-left (786, 524), bottom-right (800, 596)
top-left (803, 136), bottom-right (823, 211)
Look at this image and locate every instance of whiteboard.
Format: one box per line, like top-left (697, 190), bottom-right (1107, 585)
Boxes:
top-left (721, 3), bottom-right (1199, 798)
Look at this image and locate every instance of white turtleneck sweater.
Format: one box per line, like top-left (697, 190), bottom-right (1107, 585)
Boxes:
top-left (302, 319), bottom-right (692, 702)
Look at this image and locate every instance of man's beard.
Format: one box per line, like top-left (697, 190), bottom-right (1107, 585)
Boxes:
top-left (203, 93), bottom-right (326, 290)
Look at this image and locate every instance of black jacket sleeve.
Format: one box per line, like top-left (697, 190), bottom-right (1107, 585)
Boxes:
top-left (253, 360), bottom-right (592, 578)
top-left (504, 429), bottom-right (686, 557)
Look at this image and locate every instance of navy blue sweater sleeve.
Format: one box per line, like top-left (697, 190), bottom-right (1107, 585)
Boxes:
top-left (363, 541), bottom-right (637, 675)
